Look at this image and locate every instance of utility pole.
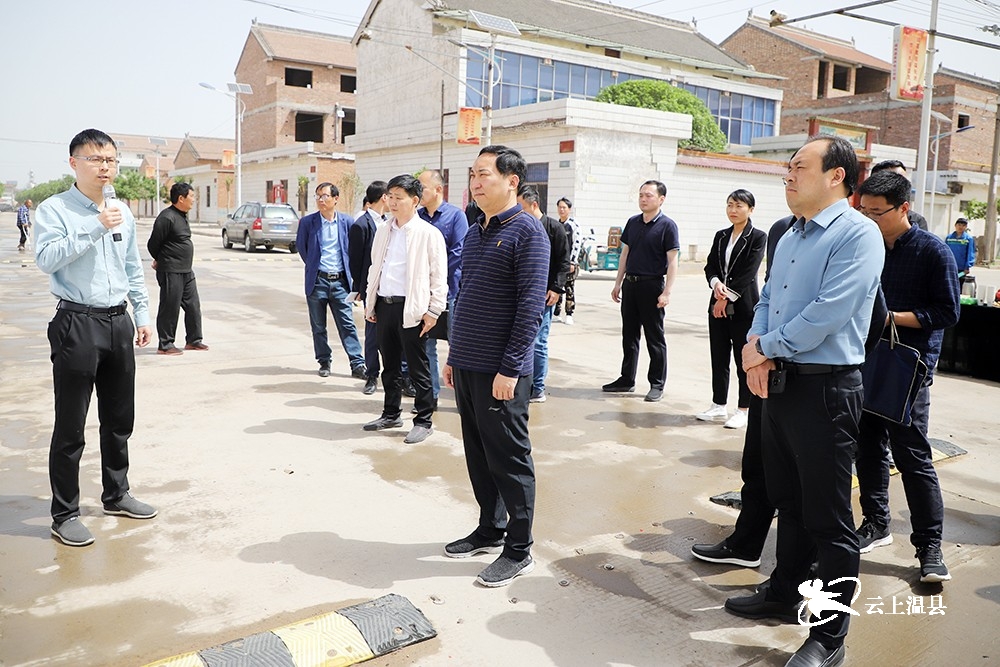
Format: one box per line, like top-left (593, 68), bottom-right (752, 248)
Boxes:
top-left (984, 89), bottom-right (1000, 266)
top-left (913, 0), bottom-right (939, 217)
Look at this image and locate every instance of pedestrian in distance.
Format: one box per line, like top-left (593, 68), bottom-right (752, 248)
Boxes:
top-left (34, 128), bottom-right (158, 548)
top-left (554, 197), bottom-right (581, 325)
top-left (296, 182), bottom-right (367, 380)
top-left (16, 199), bottom-right (32, 251)
top-left (147, 182), bottom-right (208, 355)
top-left (443, 145), bottom-right (549, 587)
top-left (695, 189), bottom-right (766, 430)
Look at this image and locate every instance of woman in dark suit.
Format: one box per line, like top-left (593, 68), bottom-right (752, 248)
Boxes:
top-left (696, 189), bottom-right (766, 429)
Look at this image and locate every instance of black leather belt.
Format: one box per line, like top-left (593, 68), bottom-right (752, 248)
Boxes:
top-left (58, 300), bottom-right (127, 316)
top-left (624, 274), bottom-right (661, 282)
top-left (378, 296), bottom-right (405, 304)
top-left (779, 361), bottom-right (860, 375)
top-left (318, 271), bottom-right (342, 280)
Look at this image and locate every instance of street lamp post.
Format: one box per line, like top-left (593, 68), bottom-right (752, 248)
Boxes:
top-left (199, 81), bottom-right (253, 208)
top-left (149, 136), bottom-right (167, 215)
top-left (929, 123), bottom-right (975, 224)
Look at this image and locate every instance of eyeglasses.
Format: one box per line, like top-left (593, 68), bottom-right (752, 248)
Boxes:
top-left (315, 194), bottom-right (334, 201)
top-left (856, 203), bottom-right (902, 220)
top-left (73, 155), bottom-right (120, 166)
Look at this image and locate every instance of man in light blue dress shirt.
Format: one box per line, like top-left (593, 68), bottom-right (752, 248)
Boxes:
top-left (34, 128), bottom-right (158, 548)
top-left (725, 136), bottom-right (884, 667)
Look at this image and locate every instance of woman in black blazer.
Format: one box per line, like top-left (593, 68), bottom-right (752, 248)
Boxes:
top-left (696, 189), bottom-right (767, 429)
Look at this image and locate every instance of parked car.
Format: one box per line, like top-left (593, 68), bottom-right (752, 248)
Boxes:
top-left (221, 202), bottom-right (300, 253)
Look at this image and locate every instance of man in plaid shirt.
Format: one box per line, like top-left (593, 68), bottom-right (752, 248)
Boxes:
top-left (16, 199), bottom-right (32, 251)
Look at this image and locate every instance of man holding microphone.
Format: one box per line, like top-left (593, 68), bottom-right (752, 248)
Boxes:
top-left (35, 129), bottom-right (157, 548)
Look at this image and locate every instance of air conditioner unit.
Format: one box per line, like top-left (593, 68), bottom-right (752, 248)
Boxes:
top-left (947, 181), bottom-right (963, 194)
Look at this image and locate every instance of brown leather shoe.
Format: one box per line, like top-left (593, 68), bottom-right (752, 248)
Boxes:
top-left (157, 346), bottom-right (183, 355)
top-left (184, 341), bottom-right (209, 351)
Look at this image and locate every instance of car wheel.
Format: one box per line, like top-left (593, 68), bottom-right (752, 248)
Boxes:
top-left (264, 244), bottom-right (274, 252)
top-left (244, 234), bottom-right (255, 253)
top-left (288, 243), bottom-right (297, 254)
top-left (222, 230), bottom-right (233, 249)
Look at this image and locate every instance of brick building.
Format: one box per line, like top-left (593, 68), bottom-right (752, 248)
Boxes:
top-left (722, 16), bottom-right (1000, 234)
top-left (171, 135), bottom-right (236, 223)
top-left (234, 22), bottom-right (358, 214)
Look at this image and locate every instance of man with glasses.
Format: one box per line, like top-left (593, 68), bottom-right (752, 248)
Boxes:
top-left (296, 183), bottom-right (366, 380)
top-left (34, 128), bottom-right (157, 547)
top-left (727, 136), bottom-right (883, 667)
top-left (855, 170), bottom-right (960, 583)
top-left (869, 159), bottom-right (928, 231)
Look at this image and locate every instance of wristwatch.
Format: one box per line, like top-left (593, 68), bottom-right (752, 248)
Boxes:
top-left (755, 339), bottom-right (764, 356)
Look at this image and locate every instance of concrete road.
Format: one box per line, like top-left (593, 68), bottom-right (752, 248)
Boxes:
top-left (2, 213), bottom-right (998, 666)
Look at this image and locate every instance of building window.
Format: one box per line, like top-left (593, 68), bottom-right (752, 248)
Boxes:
top-left (524, 162), bottom-right (550, 212)
top-left (341, 74), bottom-right (357, 93)
top-left (206, 185), bottom-right (211, 208)
top-left (266, 180), bottom-right (273, 203)
top-left (958, 113), bottom-right (971, 129)
top-left (832, 64), bottom-right (850, 91)
top-left (463, 48), bottom-right (775, 146)
top-left (341, 108), bottom-right (356, 141)
top-left (295, 112), bottom-right (324, 142)
top-left (286, 67), bottom-right (313, 88)
top-left (817, 61), bottom-right (829, 98)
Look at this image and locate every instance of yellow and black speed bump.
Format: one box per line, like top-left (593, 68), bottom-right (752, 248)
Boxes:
top-left (710, 438), bottom-right (967, 510)
top-left (145, 593), bottom-right (436, 667)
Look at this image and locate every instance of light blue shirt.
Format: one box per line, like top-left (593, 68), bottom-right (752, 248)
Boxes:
top-left (318, 213), bottom-right (344, 273)
top-left (750, 198), bottom-right (883, 365)
top-left (34, 185), bottom-right (150, 326)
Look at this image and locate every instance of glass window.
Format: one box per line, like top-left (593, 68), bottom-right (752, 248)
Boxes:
top-left (466, 81), bottom-right (484, 107)
top-left (570, 64), bottom-right (586, 95)
top-left (501, 53), bottom-right (520, 85)
top-left (553, 90), bottom-right (568, 100)
top-left (521, 56), bottom-right (539, 88)
top-left (554, 61), bottom-right (570, 92)
top-left (501, 84), bottom-right (519, 109)
top-left (467, 51), bottom-right (485, 81)
top-left (539, 62), bottom-right (554, 90)
top-left (526, 162), bottom-right (549, 182)
top-left (708, 89), bottom-right (720, 115)
top-left (539, 90), bottom-right (553, 102)
top-left (519, 87), bottom-right (538, 105)
top-left (730, 94), bottom-right (743, 118)
top-left (765, 100), bottom-right (776, 124)
top-left (585, 67), bottom-right (601, 97)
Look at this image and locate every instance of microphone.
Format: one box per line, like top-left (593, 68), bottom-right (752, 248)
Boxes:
top-left (102, 184), bottom-right (122, 241)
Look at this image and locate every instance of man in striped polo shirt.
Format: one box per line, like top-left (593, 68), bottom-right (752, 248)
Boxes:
top-left (443, 145), bottom-right (550, 587)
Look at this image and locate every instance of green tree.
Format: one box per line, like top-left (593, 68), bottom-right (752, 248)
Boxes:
top-left (595, 79), bottom-right (727, 152)
top-left (113, 170), bottom-right (156, 204)
top-left (14, 175), bottom-right (75, 204)
top-left (961, 199), bottom-right (999, 220)
top-left (297, 175), bottom-right (310, 214)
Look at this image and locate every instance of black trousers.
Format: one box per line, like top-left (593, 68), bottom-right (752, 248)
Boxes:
top-left (18, 223), bottom-right (28, 247)
top-left (726, 394), bottom-right (775, 557)
top-left (47, 308), bottom-right (135, 522)
top-left (619, 278), bottom-right (666, 389)
top-left (856, 384), bottom-right (944, 547)
top-left (155, 270), bottom-right (203, 349)
top-left (762, 369), bottom-right (862, 648)
top-left (708, 313), bottom-right (753, 408)
top-left (375, 299), bottom-right (433, 427)
top-left (453, 368), bottom-right (535, 561)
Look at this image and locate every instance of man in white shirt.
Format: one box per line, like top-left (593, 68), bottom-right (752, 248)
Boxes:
top-left (362, 174), bottom-right (447, 444)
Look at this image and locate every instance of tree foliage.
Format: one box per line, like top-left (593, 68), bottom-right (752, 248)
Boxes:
top-left (961, 199), bottom-right (999, 220)
top-left (14, 175), bottom-right (75, 204)
top-left (595, 79), bottom-right (727, 152)
top-left (113, 170), bottom-right (157, 203)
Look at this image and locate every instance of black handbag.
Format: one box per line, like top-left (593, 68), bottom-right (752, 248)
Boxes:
top-left (426, 310), bottom-right (449, 340)
top-left (861, 314), bottom-right (928, 426)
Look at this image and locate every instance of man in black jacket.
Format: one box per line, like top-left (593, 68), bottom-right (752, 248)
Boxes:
top-left (517, 184), bottom-right (569, 403)
top-left (349, 181), bottom-right (388, 394)
top-left (147, 183), bottom-right (206, 355)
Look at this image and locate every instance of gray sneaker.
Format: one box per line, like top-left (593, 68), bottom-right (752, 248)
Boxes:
top-left (477, 555), bottom-right (535, 587)
top-left (403, 425), bottom-right (433, 444)
top-left (103, 492), bottom-right (157, 519)
top-left (51, 517), bottom-right (95, 547)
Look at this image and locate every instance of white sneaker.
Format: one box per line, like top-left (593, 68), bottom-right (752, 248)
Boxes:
top-left (696, 404), bottom-right (728, 421)
top-left (724, 410), bottom-right (749, 429)
top-left (565, 315), bottom-right (574, 325)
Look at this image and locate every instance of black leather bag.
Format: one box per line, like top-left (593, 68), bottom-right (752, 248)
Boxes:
top-left (861, 315), bottom-right (928, 426)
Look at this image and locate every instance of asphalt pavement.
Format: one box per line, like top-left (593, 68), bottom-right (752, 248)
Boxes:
top-left (1, 212), bottom-right (998, 666)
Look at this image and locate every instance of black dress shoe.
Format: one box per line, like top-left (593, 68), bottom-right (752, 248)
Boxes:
top-left (644, 387), bottom-right (663, 402)
top-left (602, 377), bottom-right (635, 392)
top-left (691, 540), bottom-right (761, 567)
top-left (785, 638), bottom-right (845, 667)
top-left (724, 588), bottom-right (800, 624)
top-left (352, 365), bottom-right (369, 380)
top-left (362, 416), bottom-right (403, 431)
top-left (363, 377), bottom-right (377, 395)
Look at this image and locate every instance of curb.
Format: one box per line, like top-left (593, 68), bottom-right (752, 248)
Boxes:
top-left (144, 594), bottom-right (436, 667)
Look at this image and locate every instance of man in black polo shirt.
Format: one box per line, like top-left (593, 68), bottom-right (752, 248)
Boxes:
top-left (602, 180), bottom-right (680, 402)
top-left (443, 145), bottom-right (549, 587)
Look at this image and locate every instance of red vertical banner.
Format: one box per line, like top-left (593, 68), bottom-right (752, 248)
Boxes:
top-left (890, 26), bottom-right (928, 102)
top-left (457, 107), bottom-right (484, 145)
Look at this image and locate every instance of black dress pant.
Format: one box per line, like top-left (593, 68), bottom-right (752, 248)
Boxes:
top-left (47, 308), bottom-right (136, 522)
top-left (727, 394), bottom-right (775, 557)
top-left (619, 277), bottom-right (666, 389)
top-left (762, 368), bottom-right (862, 648)
top-left (155, 270), bottom-right (203, 349)
top-left (708, 313), bottom-right (752, 408)
top-left (453, 368), bottom-right (535, 561)
top-left (375, 299), bottom-right (433, 427)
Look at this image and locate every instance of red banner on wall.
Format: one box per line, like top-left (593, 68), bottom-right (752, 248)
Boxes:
top-left (457, 107), bottom-right (483, 145)
top-left (890, 26), bottom-right (928, 102)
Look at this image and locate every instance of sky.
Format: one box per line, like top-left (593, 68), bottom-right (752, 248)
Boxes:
top-left (2, 0), bottom-right (998, 189)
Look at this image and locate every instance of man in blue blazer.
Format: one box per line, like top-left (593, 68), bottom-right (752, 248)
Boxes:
top-left (296, 182), bottom-right (366, 379)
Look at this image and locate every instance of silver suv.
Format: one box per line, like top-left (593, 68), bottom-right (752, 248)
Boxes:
top-left (221, 202), bottom-right (299, 253)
